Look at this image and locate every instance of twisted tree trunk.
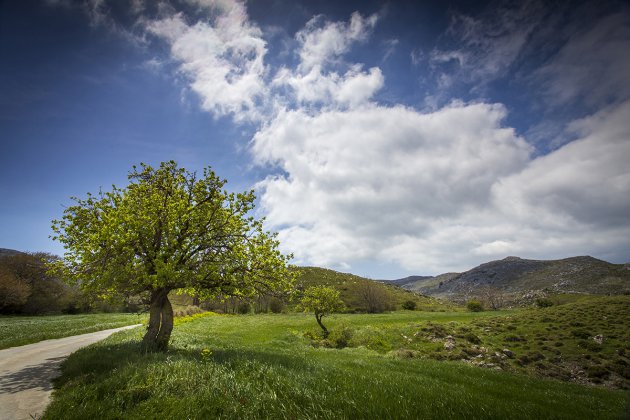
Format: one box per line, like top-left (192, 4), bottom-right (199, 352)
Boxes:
top-left (315, 313), bottom-right (328, 338)
top-left (142, 288), bottom-right (174, 351)
top-left (156, 295), bottom-right (173, 350)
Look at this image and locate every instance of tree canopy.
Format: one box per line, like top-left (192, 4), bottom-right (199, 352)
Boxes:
top-left (51, 161), bottom-right (294, 350)
top-left (300, 285), bottom-right (344, 337)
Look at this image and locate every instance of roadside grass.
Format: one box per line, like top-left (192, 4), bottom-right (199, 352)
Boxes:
top-left (0, 313), bottom-right (146, 349)
top-left (45, 309), bottom-right (628, 419)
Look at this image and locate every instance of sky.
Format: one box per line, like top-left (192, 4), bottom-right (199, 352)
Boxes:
top-left (1, 0), bottom-right (629, 279)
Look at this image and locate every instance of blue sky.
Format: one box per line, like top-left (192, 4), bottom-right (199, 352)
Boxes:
top-left (1, 0), bottom-right (629, 278)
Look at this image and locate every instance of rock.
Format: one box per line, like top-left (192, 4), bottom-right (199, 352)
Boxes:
top-left (502, 349), bottom-right (514, 358)
top-left (494, 352), bottom-right (506, 359)
top-left (593, 335), bottom-right (603, 344)
top-left (444, 341), bottom-right (455, 351)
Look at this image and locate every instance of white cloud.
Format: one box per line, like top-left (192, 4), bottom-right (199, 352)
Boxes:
top-left (297, 12), bottom-right (378, 71)
top-left (271, 12), bottom-right (382, 110)
top-left (253, 102), bottom-right (533, 271)
top-left (146, 1), bottom-right (268, 121)
top-left (382, 38), bottom-right (399, 62)
top-left (493, 100), bottom-right (630, 230)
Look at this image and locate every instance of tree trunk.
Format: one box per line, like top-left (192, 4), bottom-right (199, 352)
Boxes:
top-left (142, 288), bottom-right (173, 352)
top-left (315, 313), bottom-right (328, 338)
top-left (155, 295), bottom-right (173, 351)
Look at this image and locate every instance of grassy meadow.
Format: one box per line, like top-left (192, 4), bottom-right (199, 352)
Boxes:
top-left (0, 313), bottom-right (146, 349)
top-left (43, 298), bottom-right (630, 419)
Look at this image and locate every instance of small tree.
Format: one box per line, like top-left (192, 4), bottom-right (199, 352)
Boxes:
top-left (479, 286), bottom-right (507, 310)
top-left (300, 286), bottom-right (344, 337)
top-left (357, 281), bottom-right (391, 313)
top-left (51, 161), bottom-right (294, 351)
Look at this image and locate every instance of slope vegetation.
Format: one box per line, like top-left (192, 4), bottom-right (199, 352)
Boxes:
top-left (295, 267), bottom-right (455, 312)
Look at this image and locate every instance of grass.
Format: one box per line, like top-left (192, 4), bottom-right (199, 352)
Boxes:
top-left (307, 296), bottom-right (630, 389)
top-left (0, 313), bottom-right (146, 349)
top-left (44, 304), bottom-right (629, 419)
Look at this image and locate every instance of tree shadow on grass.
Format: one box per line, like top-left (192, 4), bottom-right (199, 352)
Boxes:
top-left (52, 340), bottom-right (308, 389)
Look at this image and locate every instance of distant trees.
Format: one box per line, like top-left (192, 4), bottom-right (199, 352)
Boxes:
top-left (300, 286), bottom-right (344, 337)
top-left (51, 161), bottom-right (294, 351)
top-left (0, 252), bottom-right (83, 314)
top-left (0, 265), bottom-right (30, 312)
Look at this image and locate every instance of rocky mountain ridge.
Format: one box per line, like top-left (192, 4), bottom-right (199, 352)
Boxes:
top-left (387, 256), bottom-right (630, 300)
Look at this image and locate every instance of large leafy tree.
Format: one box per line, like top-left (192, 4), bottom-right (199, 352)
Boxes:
top-left (51, 161), bottom-right (294, 351)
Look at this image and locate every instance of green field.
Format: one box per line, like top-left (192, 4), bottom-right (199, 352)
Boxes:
top-left (0, 313), bottom-right (146, 349)
top-left (43, 303), bottom-right (629, 419)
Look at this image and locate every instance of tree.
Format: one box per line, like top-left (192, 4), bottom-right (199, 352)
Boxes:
top-left (0, 267), bottom-right (31, 313)
top-left (51, 161), bottom-right (294, 351)
top-left (478, 286), bottom-right (507, 310)
top-left (0, 252), bottom-right (81, 314)
top-left (300, 286), bottom-right (344, 337)
top-left (357, 281), bottom-right (391, 313)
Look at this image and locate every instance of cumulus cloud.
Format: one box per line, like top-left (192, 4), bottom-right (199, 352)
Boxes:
top-left (251, 7), bottom-right (630, 274)
top-left (297, 12), bottom-right (378, 71)
top-left (253, 102), bottom-right (533, 270)
top-left (272, 12), bottom-right (382, 110)
top-left (146, 2), bottom-right (267, 121)
top-left (494, 101), bottom-right (630, 229)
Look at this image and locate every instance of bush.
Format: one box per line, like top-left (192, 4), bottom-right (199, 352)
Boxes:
top-left (586, 365), bottom-right (610, 379)
top-left (402, 300), bottom-right (417, 310)
top-left (328, 324), bottom-right (354, 349)
top-left (535, 298), bottom-right (554, 308)
top-left (466, 300), bottom-right (484, 312)
top-left (464, 333), bottom-right (481, 344)
top-left (269, 297), bottom-right (284, 313)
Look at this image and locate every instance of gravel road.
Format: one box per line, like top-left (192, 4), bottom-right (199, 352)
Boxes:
top-left (0, 325), bottom-right (141, 420)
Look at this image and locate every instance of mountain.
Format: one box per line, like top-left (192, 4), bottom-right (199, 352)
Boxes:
top-left (386, 275), bottom-right (433, 287)
top-left (0, 248), bottom-right (25, 258)
top-left (387, 256), bottom-right (630, 300)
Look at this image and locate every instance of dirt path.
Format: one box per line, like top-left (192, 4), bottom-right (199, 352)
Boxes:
top-left (0, 324), bottom-right (141, 420)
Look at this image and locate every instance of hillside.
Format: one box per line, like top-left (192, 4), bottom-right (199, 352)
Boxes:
top-left (386, 275), bottom-right (433, 288)
top-left (295, 267), bottom-right (455, 312)
top-left (389, 256), bottom-right (630, 301)
top-left (0, 248), bottom-right (24, 258)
